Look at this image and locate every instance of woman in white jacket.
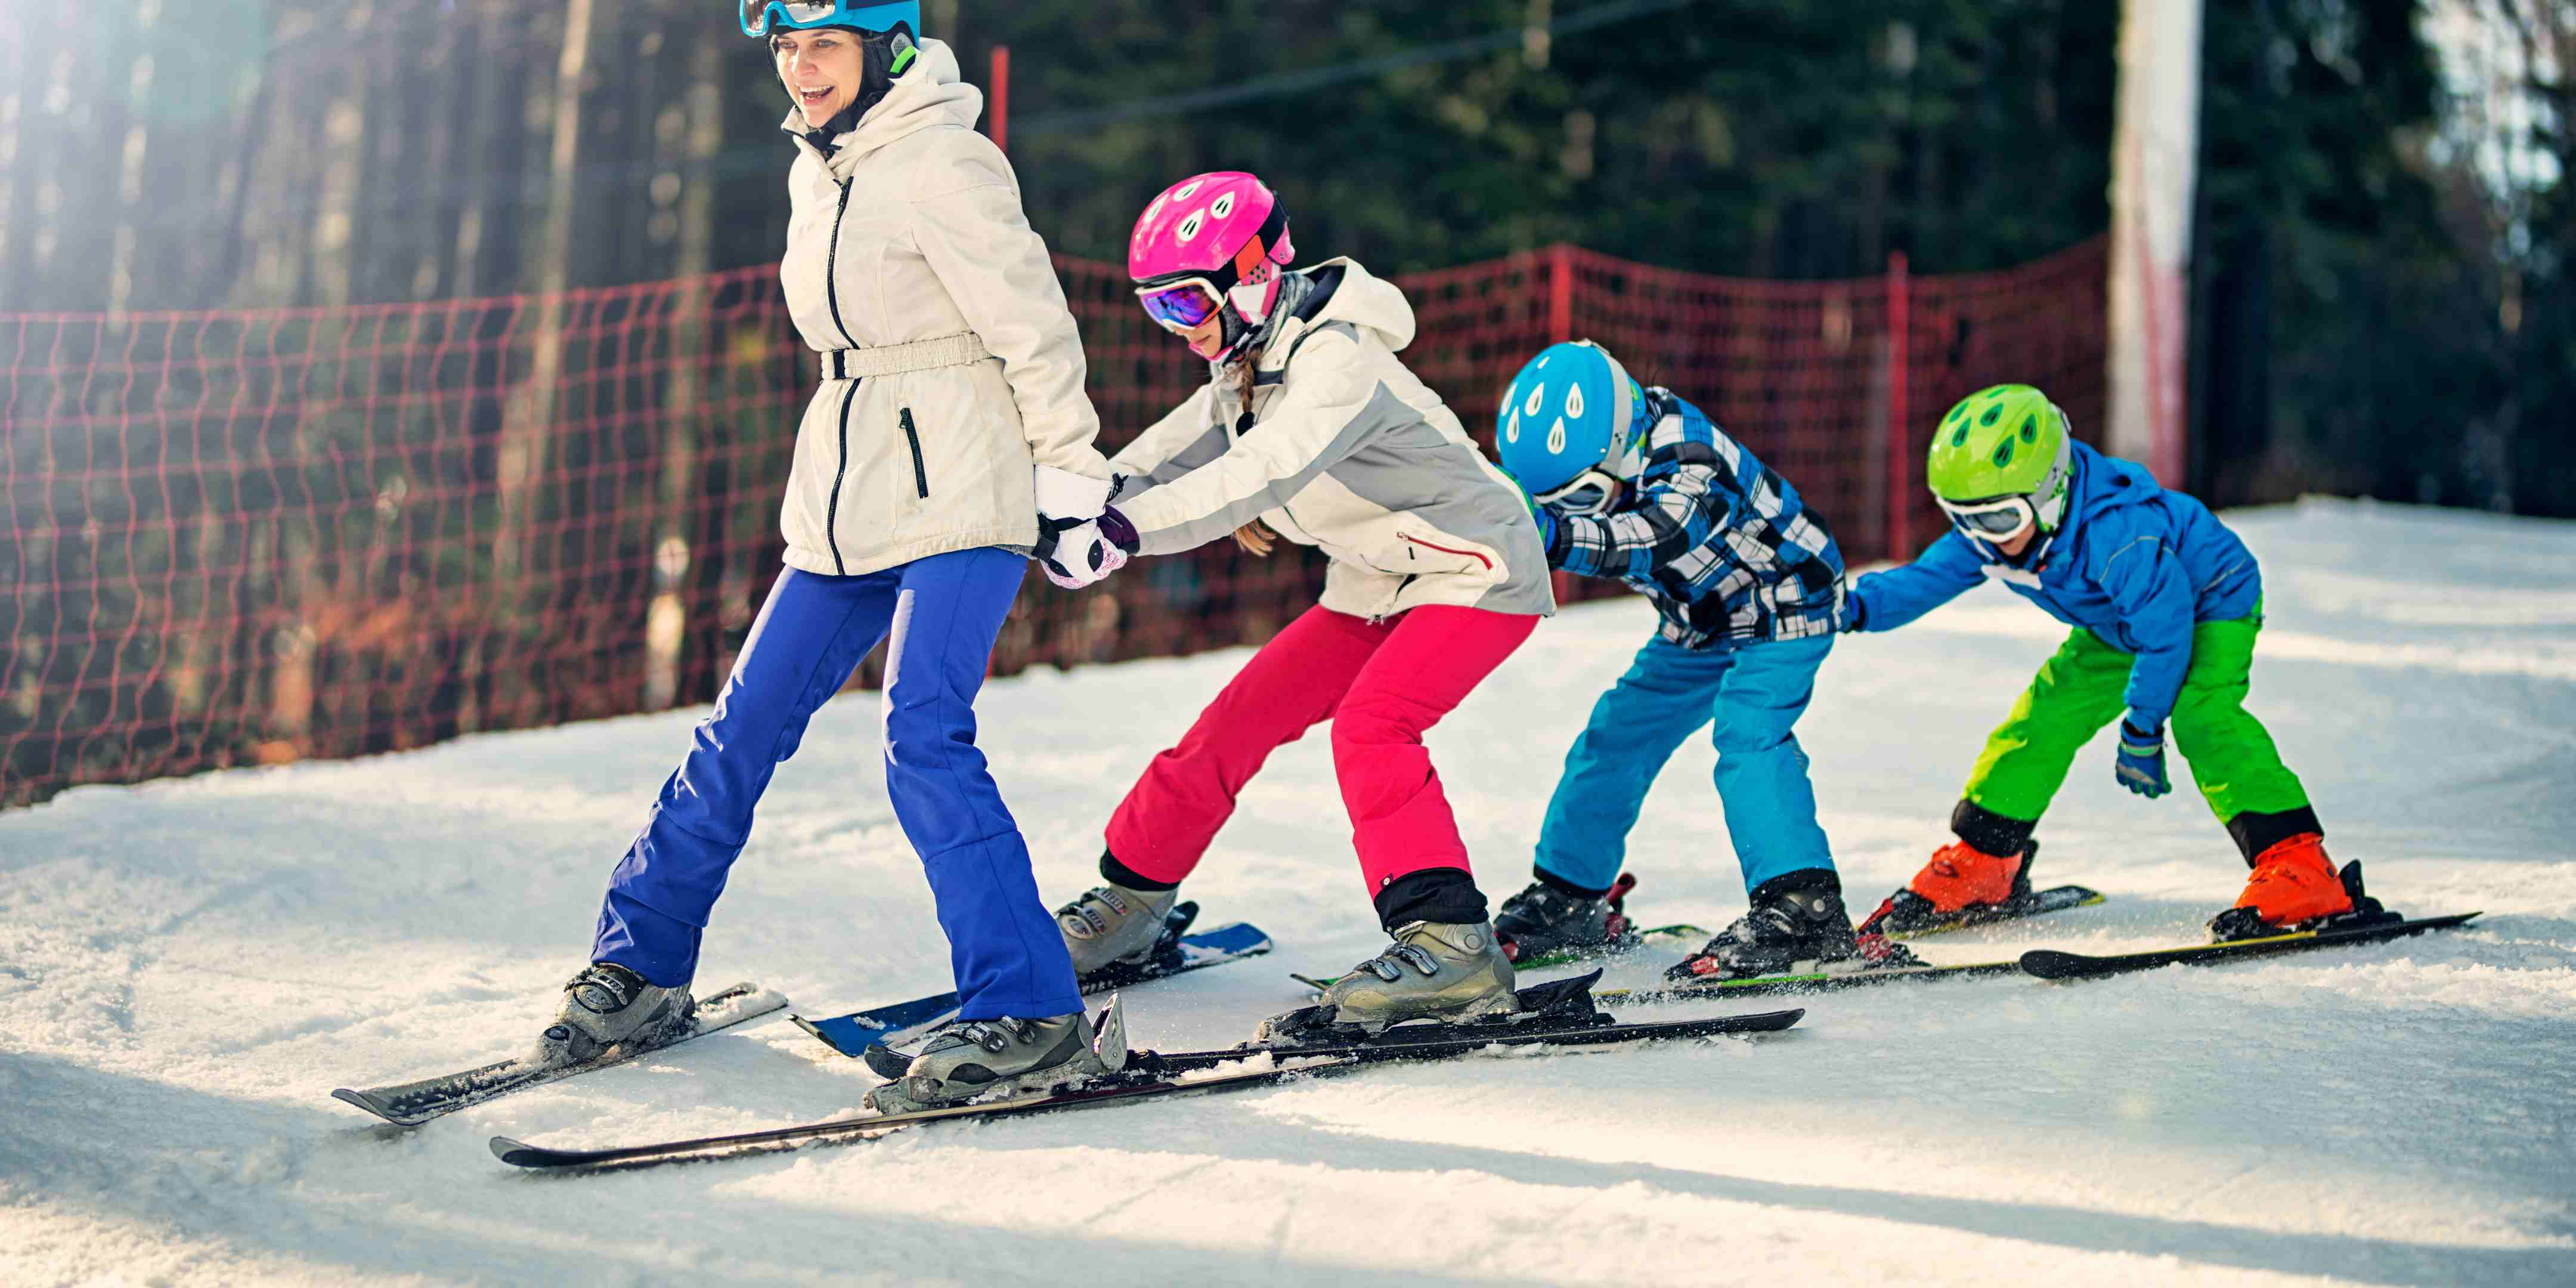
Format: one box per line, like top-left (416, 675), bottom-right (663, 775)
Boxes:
top-left (536, 2), bottom-right (1128, 1112)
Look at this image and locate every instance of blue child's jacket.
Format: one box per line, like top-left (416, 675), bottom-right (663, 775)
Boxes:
top-left (1849, 441), bottom-right (2262, 730)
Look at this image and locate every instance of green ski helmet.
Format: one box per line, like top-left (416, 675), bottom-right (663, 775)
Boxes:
top-left (1925, 384), bottom-right (2073, 546)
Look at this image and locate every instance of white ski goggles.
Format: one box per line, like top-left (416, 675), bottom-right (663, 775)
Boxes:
top-left (1532, 466), bottom-right (1623, 518)
top-left (1936, 494), bottom-right (2039, 544)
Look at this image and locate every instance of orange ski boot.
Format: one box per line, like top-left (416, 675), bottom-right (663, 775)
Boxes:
top-left (1859, 839), bottom-right (2031, 937)
top-left (2207, 834), bottom-right (2380, 942)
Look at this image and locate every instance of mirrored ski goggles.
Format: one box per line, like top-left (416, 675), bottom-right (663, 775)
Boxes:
top-left (1532, 466), bottom-right (1622, 518)
top-left (741, 0), bottom-right (919, 39)
top-left (1936, 494), bottom-right (2039, 543)
top-left (1134, 278), bottom-right (1225, 333)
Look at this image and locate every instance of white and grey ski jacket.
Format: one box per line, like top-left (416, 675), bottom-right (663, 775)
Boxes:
top-left (1109, 261), bottom-right (1556, 621)
top-left (774, 39), bottom-right (1110, 578)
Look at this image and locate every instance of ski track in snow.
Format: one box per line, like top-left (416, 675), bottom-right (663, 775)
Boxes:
top-left (3, 498), bottom-right (2572, 1287)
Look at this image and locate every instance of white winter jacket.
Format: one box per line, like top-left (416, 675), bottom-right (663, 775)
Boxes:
top-left (774, 40), bottom-right (1109, 578)
top-left (1109, 261), bottom-right (1555, 621)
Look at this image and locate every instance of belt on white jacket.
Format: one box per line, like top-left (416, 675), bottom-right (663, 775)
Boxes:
top-left (815, 333), bottom-right (994, 381)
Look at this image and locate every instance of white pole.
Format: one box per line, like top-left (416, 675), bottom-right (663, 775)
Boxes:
top-left (2106, 0), bottom-right (2203, 484)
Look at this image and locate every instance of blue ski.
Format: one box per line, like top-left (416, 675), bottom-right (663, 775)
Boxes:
top-left (791, 909), bottom-right (1271, 1058)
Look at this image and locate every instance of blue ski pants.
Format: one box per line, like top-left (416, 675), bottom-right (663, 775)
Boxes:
top-left (592, 549), bottom-right (1082, 1020)
top-left (1533, 633), bottom-right (1837, 896)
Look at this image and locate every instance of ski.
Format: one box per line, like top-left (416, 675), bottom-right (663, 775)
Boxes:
top-left (491, 974), bottom-right (1801, 1172)
top-left (1292, 874), bottom-right (2099, 993)
top-left (1592, 956), bottom-right (2034, 1002)
top-left (1286, 922), bottom-right (1707, 993)
top-left (791, 903), bottom-right (1270, 1058)
top-left (2020, 911), bottom-right (2481, 981)
top-left (1302, 950), bottom-right (2034, 1002)
top-left (1867, 884), bottom-right (2106, 940)
top-left (330, 981), bottom-right (788, 1127)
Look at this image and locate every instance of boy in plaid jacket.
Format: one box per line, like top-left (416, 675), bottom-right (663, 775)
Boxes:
top-left (1494, 342), bottom-right (1909, 983)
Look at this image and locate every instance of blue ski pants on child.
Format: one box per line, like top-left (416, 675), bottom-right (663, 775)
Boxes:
top-left (1533, 634), bottom-right (1837, 895)
top-left (591, 548), bottom-right (1082, 1021)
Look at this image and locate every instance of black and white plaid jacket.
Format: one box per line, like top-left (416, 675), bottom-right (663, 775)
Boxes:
top-left (1544, 388), bottom-right (1846, 648)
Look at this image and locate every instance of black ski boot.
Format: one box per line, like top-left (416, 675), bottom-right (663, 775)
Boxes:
top-left (1492, 873), bottom-right (1642, 964)
top-left (1665, 871), bottom-right (1916, 983)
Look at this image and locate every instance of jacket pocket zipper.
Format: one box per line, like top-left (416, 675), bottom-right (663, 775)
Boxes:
top-left (826, 380), bottom-right (857, 574)
top-left (1400, 534), bottom-right (1494, 570)
top-left (900, 408), bottom-right (928, 498)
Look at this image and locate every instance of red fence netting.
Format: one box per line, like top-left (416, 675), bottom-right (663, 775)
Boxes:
top-left (0, 239), bottom-right (2107, 808)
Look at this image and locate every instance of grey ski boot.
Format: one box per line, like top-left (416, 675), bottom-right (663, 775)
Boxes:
top-left (863, 998), bottom-right (1128, 1114)
top-left (1056, 882), bottom-right (1179, 978)
top-left (852, 885), bottom-right (1177, 1079)
top-left (1261, 920), bottom-right (1518, 1039)
top-left (531, 962), bottom-right (694, 1066)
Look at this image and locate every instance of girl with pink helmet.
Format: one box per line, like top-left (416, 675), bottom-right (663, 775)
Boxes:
top-left (1049, 171), bottom-right (1559, 1036)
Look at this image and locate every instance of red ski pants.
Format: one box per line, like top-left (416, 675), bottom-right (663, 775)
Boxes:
top-left (1106, 603), bottom-right (1539, 901)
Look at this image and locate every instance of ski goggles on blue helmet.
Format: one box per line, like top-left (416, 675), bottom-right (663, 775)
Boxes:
top-left (1530, 467), bottom-right (1623, 518)
top-left (740, 0), bottom-right (919, 39)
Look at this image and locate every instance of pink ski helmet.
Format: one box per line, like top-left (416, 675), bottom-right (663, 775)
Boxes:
top-left (1128, 171), bottom-right (1295, 361)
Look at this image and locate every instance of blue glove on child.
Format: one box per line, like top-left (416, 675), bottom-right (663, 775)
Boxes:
top-left (2114, 718), bottom-right (2171, 798)
top-left (1835, 590), bottom-right (1866, 633)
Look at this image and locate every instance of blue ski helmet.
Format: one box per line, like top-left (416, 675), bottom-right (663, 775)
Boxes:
top-left (1496, 340), bottom-right (1643, 496)
top-left (740, 1), bottom-right (921, 39)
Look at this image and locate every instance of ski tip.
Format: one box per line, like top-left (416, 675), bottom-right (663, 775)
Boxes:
top-left (2015, 949), bottom-right (2092, 980)
top-left (786, 1013), bottom-right (843, 1051)
top-left (330, 1088), bottom-right (412, 1125)
top-left (489, 1136), bottom-right (546, 1166)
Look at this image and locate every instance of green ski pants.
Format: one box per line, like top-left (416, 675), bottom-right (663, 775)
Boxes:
top-left (1962, 615), bottom-right (2311, 838)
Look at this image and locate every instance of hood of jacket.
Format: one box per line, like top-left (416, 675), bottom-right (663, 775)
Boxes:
top-left (1258, 258), bottom-right (1418, 362)
top-left (2064, 439), bottom-right (2162, 529)
top-left (780, 38), bottom-right (982, 179)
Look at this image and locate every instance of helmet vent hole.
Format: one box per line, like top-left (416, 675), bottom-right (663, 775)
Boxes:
top-left (2020, 416), bottom-right (2038, 442)
top-left (1980, 406), bottom-right (2002, 427)
top-left (1992, 439), bottom-right (2016, 467)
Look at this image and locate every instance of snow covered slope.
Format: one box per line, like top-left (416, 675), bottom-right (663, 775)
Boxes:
top-left (4, 497), bottom-right (2571, 1287)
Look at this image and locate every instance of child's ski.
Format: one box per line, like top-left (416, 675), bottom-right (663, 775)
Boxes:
top-left (2019, 911), bottom-right (2480, 980)
top-left (1865, 883), bottom-right (2105, 940)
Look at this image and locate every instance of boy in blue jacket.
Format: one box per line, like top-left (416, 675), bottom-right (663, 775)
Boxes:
top-left (1496, 341), bottom-right (1915, 982)
top-left (1846, 384), bottom-right (2366, 940)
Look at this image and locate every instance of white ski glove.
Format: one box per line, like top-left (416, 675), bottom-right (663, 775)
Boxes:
top-left (1032, 465), bottom-right (1131, 590)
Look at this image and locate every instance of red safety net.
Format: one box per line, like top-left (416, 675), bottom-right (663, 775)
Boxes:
top-left (1, 239), bottom-right (2107, 808)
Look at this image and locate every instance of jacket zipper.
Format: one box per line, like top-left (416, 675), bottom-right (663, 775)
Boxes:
top-left (824, 178), bottom-right (858, 348)
top-left (900, 407), bottom-right (929, 498)
top-left (825, 379), bottom-right (857, 574)
top-left (819, 178), bottom-right (860, 573)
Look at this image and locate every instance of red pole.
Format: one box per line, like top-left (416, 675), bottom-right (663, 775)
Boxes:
top-left (1546, 243), bottom-right (1574, 343)
top-left (1885, 250), bottom-right (1912, 561)
top-left (989, 45), bottom-right (1009, 153)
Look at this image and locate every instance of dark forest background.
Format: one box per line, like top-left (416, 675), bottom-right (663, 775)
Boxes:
top-left (1, 0), bottom-right (2569, 513)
